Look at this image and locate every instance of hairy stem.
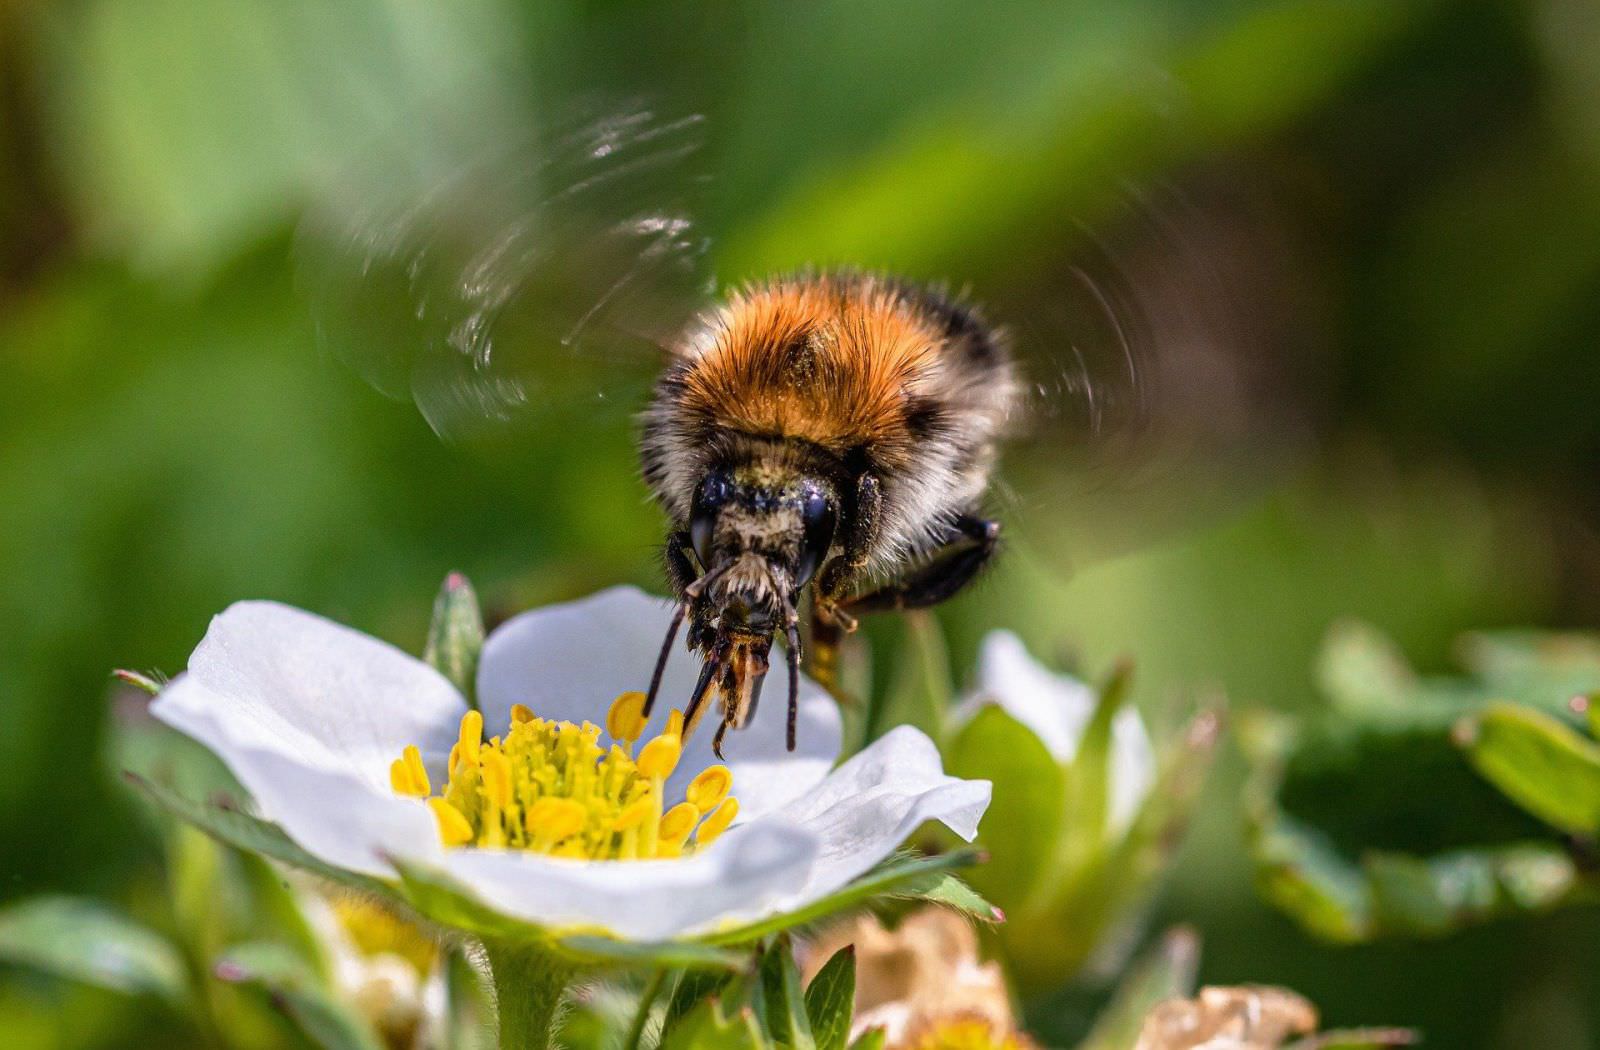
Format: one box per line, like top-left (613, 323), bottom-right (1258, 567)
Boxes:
top-left (482, 940), bottom-right (583, 1050)
top-left (622, 968), bottom-right (668, 1050)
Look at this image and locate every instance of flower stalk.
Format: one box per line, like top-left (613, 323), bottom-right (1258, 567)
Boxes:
top-left (483, 940), bottom-right (584, 1050)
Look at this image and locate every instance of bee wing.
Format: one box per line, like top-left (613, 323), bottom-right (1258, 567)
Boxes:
top-left (296, 106), bottom-right (715, 440)
top-left (992, 179), bottom-right (1326, 566)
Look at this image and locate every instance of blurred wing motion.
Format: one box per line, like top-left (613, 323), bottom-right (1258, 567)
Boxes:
top-left (993, 177), bottom-right (1327, 565)
top-left (297, 107), bottom-right (715, 439)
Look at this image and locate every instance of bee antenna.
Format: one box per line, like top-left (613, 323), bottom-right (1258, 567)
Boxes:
top-left (642, 601), bottom-right (686, 718)
top-left (644, 562), bottom-right (732, 718)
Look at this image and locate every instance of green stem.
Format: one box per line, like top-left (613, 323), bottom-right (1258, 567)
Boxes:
top-left (482, 940), bottom-right (583, 1050)
top-left (622, 969), bottom-right (668, 1050)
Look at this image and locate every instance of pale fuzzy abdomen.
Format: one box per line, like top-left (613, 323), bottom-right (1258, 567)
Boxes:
top-left (640, 272), bottom-right (1019, 577)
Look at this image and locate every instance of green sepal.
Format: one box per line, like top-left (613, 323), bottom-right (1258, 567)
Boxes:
top-left (877, 612), bottom-right (955, 743)
top-left (214, 941), bottom-right (386, 1050)
top-left (944, 702), bottom-right (1066, 908)
top-left (1002, 707), bottom-right (1219, 989)
top-left (802, 945), bottom-right (856, 1050)
top-left (0, 895), bottom-right (191, 1008)
top-left (704, 849), bottom-right (992, 945)
top-left (757, 934), bottom-right (815, 1050)
top-left (660, 997), bottom-right (773, 1050)
top-left (1075, 926), bottom-right (1201, 1050)
top-left (425, 572), bottom-right (486, 707)
top-left (126, 772), bottom-right (390, 896)
top-left (1062, 660), bottom-right (1134, 867)
top-left (1456, 701), bottom-right (1600, 834)
top-left (847, 1030), bottom-right (887, 1050)
top-left (666, 969), bottom-right (739, 1035)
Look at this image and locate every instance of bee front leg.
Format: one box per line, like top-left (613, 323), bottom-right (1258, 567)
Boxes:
top-left (664, 529), bottom-right (701, 595)
top-left (809, 474), bottom-right (882, 691)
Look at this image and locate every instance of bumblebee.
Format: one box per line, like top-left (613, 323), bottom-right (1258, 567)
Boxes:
top-left (639, 273), bottom-right (1018, 755)
top-left (304, 108), bottom-right (1288, 759)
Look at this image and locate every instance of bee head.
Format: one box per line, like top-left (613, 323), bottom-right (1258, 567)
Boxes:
top-left (688, 466), bottom-right (838, 615)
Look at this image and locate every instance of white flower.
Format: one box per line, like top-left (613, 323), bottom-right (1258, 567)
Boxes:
top-left (957, 630), bottom-right (1154, 831)
top-left (296, 886), bottom-right (447, 1050)
top-left (152, 586), bottom-right (989, 942)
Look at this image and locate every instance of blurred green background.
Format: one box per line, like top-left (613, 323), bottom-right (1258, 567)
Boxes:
top-left (3, 0), bottom-right (1599, 1047)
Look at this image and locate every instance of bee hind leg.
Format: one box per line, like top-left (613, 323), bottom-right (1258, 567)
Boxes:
top-left (841, 514), bottom-right (1000, 614)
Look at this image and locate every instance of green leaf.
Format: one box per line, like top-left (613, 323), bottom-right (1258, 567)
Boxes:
top-left (847, 1030), bottom-right (887, 1050)
top-left (1075, 926), bottom-right (1201, 1050)
top-left (944, 703), bottom-right (1066, 908)
top-left (126, 773), bottom-right (390, 896)
top-left (758, 935), bottom-right (814, 1050)
top-left (215, 941), bottom-right (385, 1050)
top-left (1315, 621), bottom-right (1416, 716)
top-left (803, 946), bottom-right (855, 1050)
top-left (425, 572), bottom-right (485, 707)
top-left (1457, 702), bottom-right (1600, 834)
top-left (1458, 630), bottom-right (1600, 705)
top-left (0, 896), bottom-right (190, 1006)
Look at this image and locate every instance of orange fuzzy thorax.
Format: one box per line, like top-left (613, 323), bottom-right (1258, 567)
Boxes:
top-left (678, 277), bottom-right (948, 466)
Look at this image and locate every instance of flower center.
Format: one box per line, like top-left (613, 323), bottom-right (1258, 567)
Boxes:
top-left (389, 693), bottom-right (739, 861)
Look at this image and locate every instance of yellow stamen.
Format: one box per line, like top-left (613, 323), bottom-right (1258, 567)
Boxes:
top-left (696, 798), bottom-right (739, 846)
top-left (607, 691), bottom-right (649, 743)
top-left (391, 695), bottom-right (739, 862)
top-left (390, 744), bottom-right (431, 797)
top-left (480, 748), bottom-right (512, 811)
top-left (527, 797), bottom-right (586, 845)
top-left (428, 798), bottom-right (473, 846)
top-left (660, 803), bottom-right (699, 845)
top-left (687, 765), bottom-right (732, 811)
top-left (456, 710), bottom-right (483, 767)
top-left (637, 733), bottom-right (682, 779)
top-left (613, 796), bottom-right (654, 832)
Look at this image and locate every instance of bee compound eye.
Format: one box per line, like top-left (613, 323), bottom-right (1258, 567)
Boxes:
top-left (690, 471), bottom-right (732, 567)
top-left (795, 490), bottom-right (837, 587)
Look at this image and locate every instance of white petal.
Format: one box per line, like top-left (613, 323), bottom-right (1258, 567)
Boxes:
top-left (427, 819), bottom-right (819, 941)
top-left (477, 586), bottom-right (841, 820)
top-left (963, 630), bottom-right (1154, 830)
top-left (757, 726), bottom-right (991, 913)
top-left (150, 601), bottom-right (465, 875)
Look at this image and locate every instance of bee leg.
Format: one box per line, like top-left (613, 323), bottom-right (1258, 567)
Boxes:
top-left (682, 653), bottom-right (721, 739)
top-left (664, 529), bottom-right (701, 593)
top-left (712, 714), bottom-right (732, 760)
top-left (809, 474), bottom-right (881, 690)
top-left (843, 514), bottom-right (1000, 613)
top-left (815, 474), bottom-right (882, 612)
top-left (784, 615), bottom-right (803, 751)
